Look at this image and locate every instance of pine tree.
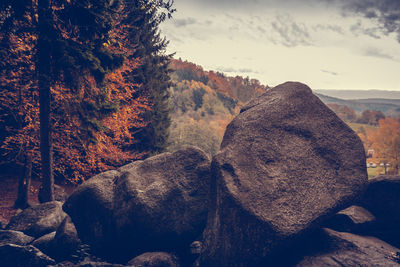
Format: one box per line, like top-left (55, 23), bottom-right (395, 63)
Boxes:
top-left (1, 0), bottom-right (124, 201)
top-left (121, 0), bottom-right (175, 154)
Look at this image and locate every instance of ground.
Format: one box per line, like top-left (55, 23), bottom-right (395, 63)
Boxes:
top-left (0, 174), bottom-right (75, 224)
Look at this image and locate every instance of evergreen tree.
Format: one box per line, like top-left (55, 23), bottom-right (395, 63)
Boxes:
top-left (1, 0), bottom-right (124, 201)
top-left (122, 0), bottom-right (175, 153)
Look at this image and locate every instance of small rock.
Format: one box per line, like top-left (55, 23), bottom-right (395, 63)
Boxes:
top-left (0, 230), bottom-right (34, 246)
top-left (128, 252), bottom-right (180, 267)
top-left (78, 260), bottom-right (127, 267)
top-left (0, 244), bottom-right (55, 267)
top-left (6, 201), bottom-right (67, 238)
top-left (323, 205), bottom-right (376, 232)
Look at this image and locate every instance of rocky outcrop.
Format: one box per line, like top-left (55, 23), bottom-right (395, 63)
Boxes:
top-left (200, 82), bottom-right (368, 266)
top-left (0, 244), bottom-right (55, 267)
top-left (297, 228), bottom-right (400, 266)
top-left (63, 146), bottom-right (211, 261)
top-left (6, 201), bottom-right (67, 238)
top-left (128, 252), bottom-right (180, 267)
top-left (0, 230), bottom-right (34, 246)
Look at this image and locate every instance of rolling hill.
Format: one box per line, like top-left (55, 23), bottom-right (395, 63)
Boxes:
top-left (315, 93), bottom-right (400, 116)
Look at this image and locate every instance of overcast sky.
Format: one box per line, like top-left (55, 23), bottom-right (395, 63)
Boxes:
top-left (160, 0), bottom-right (400, 90)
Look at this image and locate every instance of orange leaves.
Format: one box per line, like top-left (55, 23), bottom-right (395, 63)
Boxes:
top-left (367, 117), bottom-right (400, 174)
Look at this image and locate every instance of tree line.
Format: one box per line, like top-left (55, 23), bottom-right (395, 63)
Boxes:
top-left (327, 103), bottom-right (385, 126)
top-left (0, 0), bottom-right (174, 206)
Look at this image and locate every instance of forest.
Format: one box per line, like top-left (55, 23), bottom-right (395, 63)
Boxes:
top-left (0, 0), bottom-right (175, 193)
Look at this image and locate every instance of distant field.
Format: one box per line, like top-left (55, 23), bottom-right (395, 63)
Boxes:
top-left (367, 167), bottom-right (383, 179)
top-left (346, 122), bottom-right (377, 133)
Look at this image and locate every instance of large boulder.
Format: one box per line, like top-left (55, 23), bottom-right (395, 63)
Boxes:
top-left (0, 230), bottom-right (34, 246)
top-left (296, 228), bottom-right (400, 266)
top-left (6, 201), bottom-right (67, 238)
top-left (358, 175), bottom-right (400, 247)
top-left (0, 244), bottom-right (55, 267)
top-left (200, 82), bottom-right (368, 266)
top-left (63, 169), bottom-right (118, 255)
top-left (64, 147), bottom-right (211, 261)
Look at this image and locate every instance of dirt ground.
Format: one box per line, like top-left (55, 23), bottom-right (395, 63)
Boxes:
top-left (0, 174), bottom-right (76, 224)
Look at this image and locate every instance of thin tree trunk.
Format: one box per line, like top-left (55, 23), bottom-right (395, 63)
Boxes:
top-left (14, 152), bottom-right (32, 209)
top-left (37, 0), bottom-right (54, 203)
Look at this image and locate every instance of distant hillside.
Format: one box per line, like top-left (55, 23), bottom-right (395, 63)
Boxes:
top-left (314, 89), bottom-right (400, 100)
top-left (167, 59), bottom-right (269, 155)
top-left (316, 93), bottom-right (400, 116)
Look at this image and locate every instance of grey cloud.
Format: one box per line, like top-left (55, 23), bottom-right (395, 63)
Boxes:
top-left (341, 0), bottom-right (400, 42)
top-left (313, 24), bottom-right (345, 35)
top-left (350, 21), bottom-right (383, 39)
top-left (270, 14), bottom-right (313, 47)
top-left (321, 69), bottom-right (339, 76)
top-left (173, 17), bottom-right (197, 28)
top-left (363, 47), bottom-right (396, 60)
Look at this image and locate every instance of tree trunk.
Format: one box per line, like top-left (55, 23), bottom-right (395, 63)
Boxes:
top-left (14, 152), bottom-right (32, 209)
top-left (37, 0), bottom-right (54, 203)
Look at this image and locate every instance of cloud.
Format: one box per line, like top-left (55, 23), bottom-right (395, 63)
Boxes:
top-left (363, 47), bottom-right (396, 60)
top-left (340, 0), bottom-right (400, 42)
top-left (350, 21), bottom-right (383, 39)
top-left (173, 17), bottom-right (197, 28)
top-left (313, 24), bottom-right (345, 35)
top-left (216, 66), bottom-right (259, 74)
top-left (321, 69), bottom-right (339, 76)
top-left (270, 14), bottom-right (313, 47)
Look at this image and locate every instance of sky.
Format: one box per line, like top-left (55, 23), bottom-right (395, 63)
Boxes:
top-left (159, 0), bottom-right (400, 90)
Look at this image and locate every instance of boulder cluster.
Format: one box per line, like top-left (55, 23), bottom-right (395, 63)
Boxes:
top-left (1, 82), bottom-right (399, 267)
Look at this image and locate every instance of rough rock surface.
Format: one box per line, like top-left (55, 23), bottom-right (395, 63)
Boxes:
top-left (0, 229), bottom-right (34, 246)
top-left (31, 231), bottom-right (56, 256)
top-left (323, 205), bottom-right (376, 232)
top-left (358, 175), bottom-right (400, 247)
top-left (52, 216), bottom-right (81, 260)
top-left (200, 82), bottom-right (368, 266)
top-left (6, 201), bottom-right (67, 238)
top-left (64, 147), bottom-right (211, 260)
top-left (361, 175), bottom-right (400, 219)
top-left (77, 261), bottom-right (127, 267)
top-left (0, 244), bottom-right (55, 267)
top-left (127, 252), bottom-right (180, 267)
top-left (297, 228), bottom-right (400, 266)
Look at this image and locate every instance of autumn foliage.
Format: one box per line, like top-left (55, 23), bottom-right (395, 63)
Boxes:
top-left (168, 59), bottom-right (269, 155)
top-left (367, 117), bottom-right (400, 174)
top-left (0, 0), bottom-right (173, 184)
